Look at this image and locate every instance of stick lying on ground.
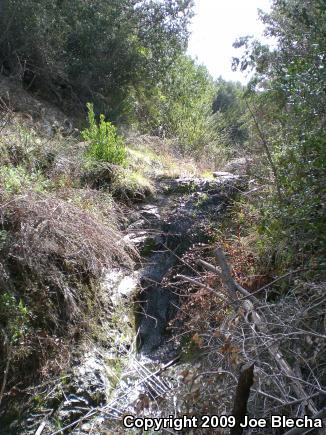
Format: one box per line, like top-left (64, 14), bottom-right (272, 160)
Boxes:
top-left (176, 273), bottom-right (228, 302)
top-left (198, 256), bottom-right (260, 304)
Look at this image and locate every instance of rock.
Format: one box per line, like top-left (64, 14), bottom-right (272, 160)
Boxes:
top-left (140, 204), bottom-right (161, 221)
top-left (104, 269), bottom-right (139, 305)
top-left (165, 175), bottom-right (242, 195)
top-left (212, 171), bottom-right (238, 178)
top-left (125, 230), bottom-right (164, 255)
top-left (128, 218), bottom-right (147, 230)
top-left (223, 157), bottom-right (252, 175)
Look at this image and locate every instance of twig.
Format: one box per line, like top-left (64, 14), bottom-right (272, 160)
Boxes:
top-left (283, 407), bottom-right (326, 435)
top-left (176, 274), bottom-right (228, 302)
top-left (271, 392), bottom-right (320, 409)
top-left (241, 186), bottom-right (265, 196)
top-left (35, 421), bottom-right (47, 435)
top-left (251, 388), bottom-right (285, 405)
top-left (0, 329), bottom-right (11, 407)
top-left (253, 268), bottom-right (307, 294)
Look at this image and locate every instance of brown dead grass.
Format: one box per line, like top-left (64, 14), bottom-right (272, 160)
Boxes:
top-left (1, 191), bottom-right (132, 278)
top-left (0, 190), bottom-right (134, 406)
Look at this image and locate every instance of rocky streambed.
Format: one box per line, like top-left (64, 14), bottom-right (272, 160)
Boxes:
top-left (19, 172), bottom-right (245, 435)
top-left (132, 174), bottom-right (243, 358)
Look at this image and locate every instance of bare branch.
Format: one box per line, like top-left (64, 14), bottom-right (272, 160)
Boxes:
top-left (176, 274), bottom-right (228, 302)
top-left (283, 407), bottom-right (326, 435)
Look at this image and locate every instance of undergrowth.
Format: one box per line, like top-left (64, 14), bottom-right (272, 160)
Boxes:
top-left (170, 190), bottom-right (325, 428)
top-left (0, 109), bottom-right (136, 426)
top-left (0, 100), bottom-right (217, 429)
top-left (82, 103), bottom-right (127, 166)
top-left (0, 100), bottom-right (212, 427)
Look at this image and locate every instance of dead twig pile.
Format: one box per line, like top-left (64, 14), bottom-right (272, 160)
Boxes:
top-left (175, 247), bottom-right (326, 433)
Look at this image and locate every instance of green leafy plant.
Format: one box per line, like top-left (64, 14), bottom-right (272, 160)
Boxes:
top-left (232, 0), bottom-right (326, 263)
top-left (0, 0), bottom-right (193, 118)
top-left (0, 292), bottom-right (31, 345)
top-left (82, 103), bottom-right (127, 166)
top-left (0, 165), bottom-right (49, 194)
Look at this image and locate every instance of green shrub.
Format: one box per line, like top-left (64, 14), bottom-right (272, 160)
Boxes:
top-left (0, 292), bottom-right (31, 345)
top-left (0, 1), bottom-right (192, 118)
top-left (0, 165), bottom-right (49, 194)
top-left (134, 55), bottom-right (218, 155)
top-left (82, 103), bottom-right (127, 166)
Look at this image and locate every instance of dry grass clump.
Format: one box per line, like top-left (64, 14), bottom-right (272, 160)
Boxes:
top-left (58, 187), bottom-right (125, 223)
top-left (0, 191), bottom-right (134, 412)
top-left (0, 113), bottom-right (81, 185)
top-left (79, 160), bottom-right (116, 190)
top-left (1, 191), bottom-right (132, 297)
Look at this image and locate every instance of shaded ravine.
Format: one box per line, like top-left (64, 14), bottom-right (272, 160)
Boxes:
top-left (73, 173), bottom-right (246, 434)
top-left (18, 173), bottom-right (245, 434)
top-left (133, 174), bottom-right (244, 358)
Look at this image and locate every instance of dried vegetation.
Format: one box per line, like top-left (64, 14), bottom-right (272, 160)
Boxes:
top-left (169, 217), bottom-right (326, 433)
top-left (0, 103), bottom-right (136, 422)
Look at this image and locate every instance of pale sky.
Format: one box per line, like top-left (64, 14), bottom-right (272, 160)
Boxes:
top-left (187, 0), bottom-right (272, 83)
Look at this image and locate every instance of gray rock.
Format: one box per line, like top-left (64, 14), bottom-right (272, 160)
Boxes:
top-left (223, 157), bottom-right (253, 175)
top-left (212, 171), bottom-right (237, 178)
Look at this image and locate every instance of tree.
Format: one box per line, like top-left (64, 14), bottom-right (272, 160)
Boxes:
top-left (133, 54), bottom-right (217, 154)
top-left (0, 0), bottom-right (194, 118)
top-left (212, 79), bottom-right (249, 150)
top-left (233, 0), bottom-right (326, 259)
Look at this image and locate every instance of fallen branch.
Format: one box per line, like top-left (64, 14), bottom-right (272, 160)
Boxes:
top-left (214, 247), bottom-right (318, 416)
top-left (197, 259), bottom-right (221, 275)
top-left (199, 257), bottom-right (260, 303)
top-left (215, 248), bottom-right (239, 308)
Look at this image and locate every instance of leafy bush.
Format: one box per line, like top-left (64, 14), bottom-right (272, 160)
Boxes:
top-left (0, 292), bottom-right (31, 346)
top-left (0, 0), bottom-right (193, 117)
top-left (82, 103), bottom-right (127, 166)
top-left (134, 55), bottom-right (218, 155)
top-left (0, 165), bottom-right (49, 194)
top-left (232, 0), bottom-right (326, 264)
top-left (212, 79), bottom-right (249, 152)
